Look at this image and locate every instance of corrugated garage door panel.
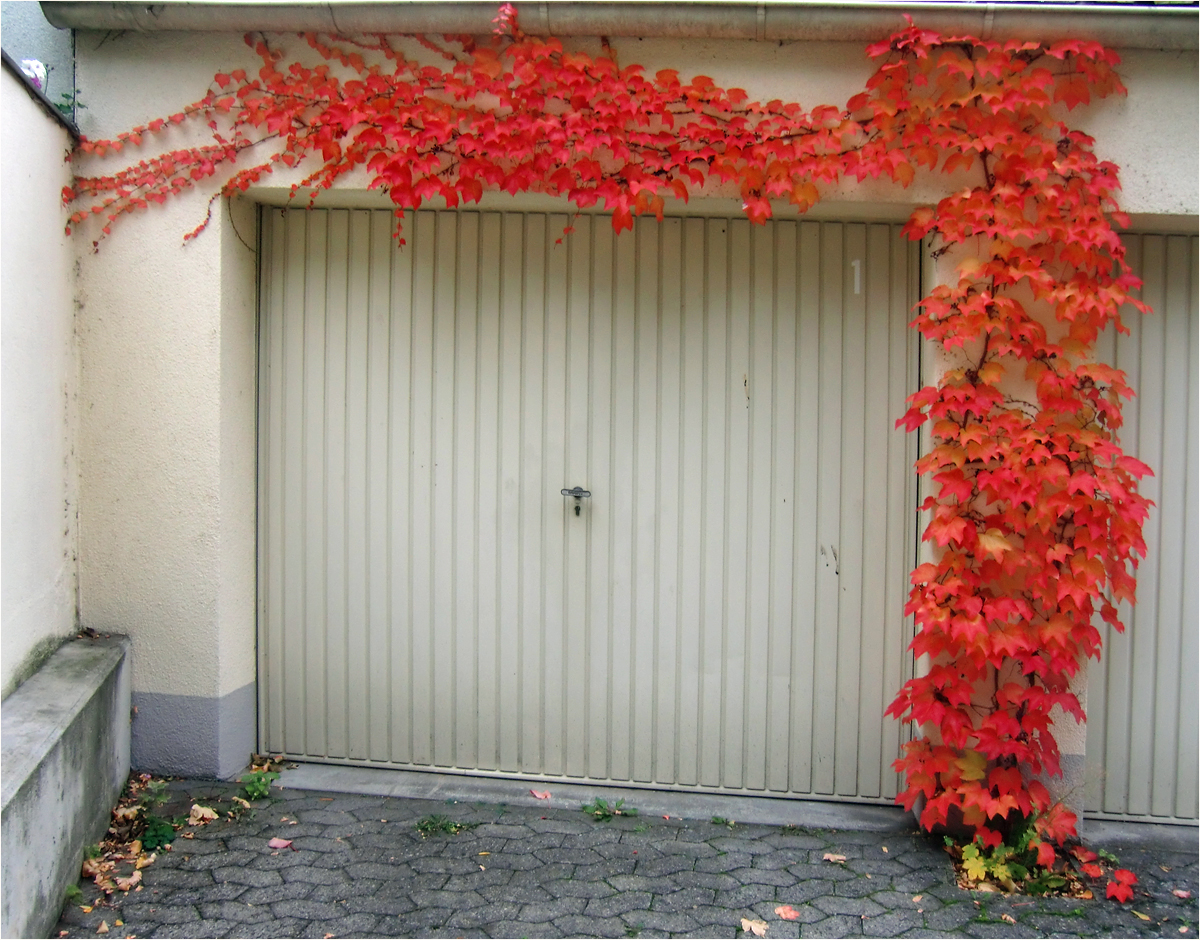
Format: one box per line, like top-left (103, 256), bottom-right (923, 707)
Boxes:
top-left (258, 208), bottom-right (920, 801)
top-left (1087, 233), bottom-right (1199, 823)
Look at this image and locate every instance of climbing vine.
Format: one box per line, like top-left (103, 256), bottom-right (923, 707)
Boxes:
top-left (65, 7), bottom-right (1151, 865)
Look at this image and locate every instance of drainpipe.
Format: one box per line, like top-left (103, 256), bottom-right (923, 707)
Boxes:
top-left (39, 1), bottom-right (1199, 50)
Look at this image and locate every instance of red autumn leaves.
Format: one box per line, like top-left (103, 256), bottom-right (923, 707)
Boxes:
top-left (63, 9), bottom-right (1148, 857)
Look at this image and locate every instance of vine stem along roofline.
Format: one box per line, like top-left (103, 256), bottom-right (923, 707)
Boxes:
top-left (40, 1), bottom-right (1199, 49)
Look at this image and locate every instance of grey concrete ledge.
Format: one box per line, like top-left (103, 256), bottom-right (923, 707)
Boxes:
top-left (2, 636), bottom-right (131, 938)
top-left (278, 762), bottom-right (913, 832)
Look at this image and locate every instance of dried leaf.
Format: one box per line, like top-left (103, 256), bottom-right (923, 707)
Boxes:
top-left (741, 917), bottom-right (768, 937)
top-left (478, 852), bottom-right (490, 856)
top-left (1174, 889), bottom-right (1192, 899)
top-left (267, 837), bottom-right (293, 849)
top-left (81, 906), bottom-right (93, 914)
top-left (881, 846), bottom-right (888, 853)
top-left (114, 921), bottom-right (123, 928)
top-left (97, 922), bottom-right (109, 935)
top-left (530, 790), bottom-right (551, 800)
top-left (823, 853), bottom-right (847, 864)
top-left (912, 895), bottom-right (923, 903)
top-left (1001, 914), bottom-right (1016, 924)
top-left (128, 840), bottom-right (142, 856)
top-left (114, 871), bottom-right (141, 891)
top-left (232, 796), bottom-right (252, 809)
top-left (135, 853), bottom-right (156, 870)
top-left (1133, 911), bottom-right (1151, 921)
top-left (188, 804), bottom-right (218, 826)
top-left (181, 832), bottom-right (194, 839)
top-left (775, 905), bottom-right (801, 921)
top-left (82, 857), bottom-right (105, 878)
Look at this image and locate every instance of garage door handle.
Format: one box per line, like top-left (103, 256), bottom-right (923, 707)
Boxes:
top-left (561, 487), bottom-right (591, 515)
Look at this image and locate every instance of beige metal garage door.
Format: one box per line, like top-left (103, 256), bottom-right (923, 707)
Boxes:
top-left (1086, 233), bottom-right (1199, 824)
top-left (257, 208), bottom-right (919, 802)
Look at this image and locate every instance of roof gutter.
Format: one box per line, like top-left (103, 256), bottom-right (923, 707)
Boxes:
top-left (39, 2), bottom-right (1199, 50)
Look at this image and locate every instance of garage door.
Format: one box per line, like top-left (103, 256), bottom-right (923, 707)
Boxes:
top-left (1085, 233), bottom-right (1199, 824)
top-left (257, 208), bottom-right (920, 802)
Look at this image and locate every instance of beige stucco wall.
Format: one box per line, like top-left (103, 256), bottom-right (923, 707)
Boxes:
top-left (71, 27), bottom-right (1196, 776)
top-left (1, 66), bottom-right (79, 700)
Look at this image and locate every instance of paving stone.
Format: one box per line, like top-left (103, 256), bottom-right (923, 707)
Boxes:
top-left (410, 855), bottom-right (485, 875)
top-left (650, 885), bottom-right (717, 911)
top-left (177, 849), bottom-right (259, 871)
top-left (710, 837), bottom-right (779, 855)
top-left (270, 898), bottom-right (351, 920)
top-left (472, 823), bottom-right (532, 839)
top-left (800, 913), bottom-right (863, 938)
top-left (534, 846), bottom-right (605, 865)
top-left (621, 908), bottom-right (699, 933)
top-left (279, 865), bottom-right (349, 885)
top-left (411, 888), bottom-right (487, 909)
top-left (573, 858), bottom-right (639, 879)
top-left (480, 882), bottom-right (553, 903)
top-left (476, 851), bottom-right (543, 871)
top-left (730, 865), bottom-right (797, 887)
top-left (307, 883), bottom-right (358, 903)
top-left (157, 882), bottom-right (249, 903)
top-left (345, 860), bottom-right (410, 880)
top-left (238, 882), bottom-right (314, 904)
top-left (528, 816), bottom-right (594, 834)
top-left (235, 917), bottom-right (304, 938)
top-left (561, 828), bottom-right (624, 848)
top-left (720, 882), bottom-right (779, 907)
top-left (344, 894), bottom-right (418, 916)
top-left (687, 905), bottom-right (747, 928)
top-left (775, 879), bottom-right (838, 905)
top-left (543, 877), bottom-right (617, 899)
top-left (304, 913), bottom-right (380, 936)
top-left (444, 902), bottom-right (523, 928)
top-left (813, 894), bottom-right (886, 917)
top-left (608, 874), bottom-right (684, 894)
top-left (197, 900), bottom-right (275, 923)
top-left (635, 854), bottom-right (699, 877)
top-left (443, 867), bottom-right (515, 891)
top-left (518, 896), bottom-right (589, 922)
top-left (509, 862), bottom-right (576, 884)
top-left (584, 890), bottom-right (654, 917)
top-left (834, 875), bottom-right (887, 897)
top-left (248, 849), bottom-right (314, 870)
top-left (696, 852), bottom-right (755, 873)
top-left (654, 839), bottom-right (719, 858)
top-left (153, 919), bottom-right (235, 938)
top-left (486, 920), bottom-right (562, 938)
top-left (551, 913), bottom-right (630, 938)
top-left (923, 901), bottom-right (977, 930)
top-left (212, 866), bottom-right (283, 887)
top-left (116, 903), bottom-right (200, 924)
top-left (671, 869), bottom-right (740, 891)
top-left (862, 910), bottom-right (927, 938)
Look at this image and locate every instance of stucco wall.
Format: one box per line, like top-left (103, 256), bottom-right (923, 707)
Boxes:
top-left (1, 65), bottom-right (79, 700)
top-left (71, 26), bottom-right (1197, 777)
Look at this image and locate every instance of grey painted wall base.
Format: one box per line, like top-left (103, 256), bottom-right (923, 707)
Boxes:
top-left (131, 680), bottom-right (255, 779)
top-left (1, 636), bottom-right (131, 939)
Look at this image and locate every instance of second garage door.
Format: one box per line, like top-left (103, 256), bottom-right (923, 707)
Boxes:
top-left (258, 208), bottom-right (920, 802)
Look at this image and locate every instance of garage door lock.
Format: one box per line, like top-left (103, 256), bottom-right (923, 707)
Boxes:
top-left (560, 486), bottom-right (591, 515)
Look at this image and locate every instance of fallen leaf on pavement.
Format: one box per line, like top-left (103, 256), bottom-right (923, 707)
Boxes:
top-left (97, 922), bottom-right (109, 935)
top-left (128, 840), bottom-right (142, 857)
top-left (1133, 911), bottom-right (1151, 921)
top-left (1174, 889), bottom-right (1192, 899)
top-left (181, 832), bottom-right (194, 839)
top-left (267, 837), bottom-right (293, 849)
top-left (530, 790), bottom-right (551, 800)
top-left (114, 871), bottom-right (141, 891)
top-left (135, 853), bottom-right (156, 870)
top-left (1001, 914), bottom-right (1016, 924)
top-left (912, 896), bottom-right (922, 903)
top-left (188, 804), bottom-right (218, 826)
top-left (114, 921), bottom-right (123, 928)
top-left (232, 796), bottom-right (251, 809)
top-left (478, 852), bottom-right (490, 856)
top-left (741, 917), bottom-right (768, 937)
top-left (82, 906), bottom-right (93, 914)
top-left (1180, 927), bottom-right (1188, 934)
top-left (882, 846), bottom-right (888, 853)
top-left (775, 905), bottom-right (800, 921)
top-left (823, 853), bottom-right (847, 864)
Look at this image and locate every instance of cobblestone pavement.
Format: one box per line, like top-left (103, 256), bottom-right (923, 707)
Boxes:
top-left (56, 778), bottom-right (1198, 939)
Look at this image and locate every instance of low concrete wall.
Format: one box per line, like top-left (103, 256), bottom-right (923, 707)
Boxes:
top-left (1, 636), bottom-right (131, 939)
